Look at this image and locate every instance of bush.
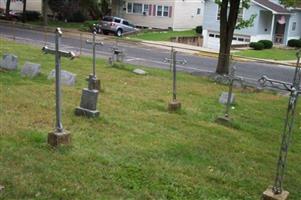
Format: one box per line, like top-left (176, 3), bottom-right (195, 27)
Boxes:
top-left (195, 26), bottom-right (203, 34)
top-left (21, 11), bottom-right (40, 21)
top-left (250, 42), bottom-right (264, 50)
top-left (67, 10), bottom-right (86, 22)
top-left (258, 40), bottom-right (273, 49)
top-left (287, 39), bottom-right (301, 48)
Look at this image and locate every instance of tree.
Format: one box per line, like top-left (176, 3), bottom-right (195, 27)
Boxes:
top-left (215, 0), bottom-right (255, 74)
top-left (22, 0), bottom-right (27, 22)
top-left (5, 0), bottom-right (11, 18)
top-left (280, 0), bottom-right (301, 7)
top-left (42, 0), bottom-right (49, 26)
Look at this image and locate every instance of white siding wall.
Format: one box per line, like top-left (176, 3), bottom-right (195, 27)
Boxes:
top-left (172, 0), bottom-right (204, 30)
top-left (0, 0), bottom-right (41, 12)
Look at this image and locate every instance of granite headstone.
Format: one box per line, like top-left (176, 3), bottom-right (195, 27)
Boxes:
top-left (48, 69), bottom-right (76, 86)
top-left (21, 62), bottom-right (41, 78)
top-left (219, 92), bottom-right (235, 105)
top-left (0, 54), bottom-right (18, 70)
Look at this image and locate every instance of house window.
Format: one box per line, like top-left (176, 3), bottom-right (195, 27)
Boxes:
top-left (217, 6), bottom-right (221, 20)
top-left (237, 7), bottom-right (244, 22)
top-left (292, 22), bottom-right (296, 31)
top-left (133, 3), bottom-right (143, 14)
top-left (127, 3), bottom-right (133, 13)
top-left (197, 8), bottom-right (201, 15)
top-left (163, 6), bottom-right (169, 17)
top-left (143, 4), bottom-right (149, 15)
top-left (157, 5), bottom-right (163, 16)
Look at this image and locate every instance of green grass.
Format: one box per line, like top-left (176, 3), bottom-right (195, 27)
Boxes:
top-left (1, 38), bottom-right (301, 199)
top-left (28, 19), bottom-right (99, 31)
top-left (235, 48), bottom-right (299, 61)
top-left (129, 29), bottom-right (198, 41)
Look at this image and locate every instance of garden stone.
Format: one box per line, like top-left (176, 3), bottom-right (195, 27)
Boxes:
top-left (48, 69), bottom-right (76, 86)
top-left (0, 54), bottom-right (18, 70)
top-left (219, 92), bottom-right (235, 105)
top-left (133, 69), bottom-right (147, 75)
top-left (21, 62), bottom-right (41, 78)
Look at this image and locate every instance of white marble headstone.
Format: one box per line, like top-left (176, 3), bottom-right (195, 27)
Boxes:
top-left (21, 62), bottom-right (41, 78)
top-left (0, 54), bottom-right (18, 70)
top-left (48, 69), bottom-right (76, 86)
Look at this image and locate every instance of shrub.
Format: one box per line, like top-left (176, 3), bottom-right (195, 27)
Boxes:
top-left (68, 10), bottom-right (86, 22)
top-left (250, 42), bottom-right (264, 50)
top-left (21, 11), bottom-right (40, 21)
top-left (258, 40), bottom-right (273, 49)
top-left (288, 39), bottom-right (301, 48)
top-left (195, 26), bottom-right (203, 34)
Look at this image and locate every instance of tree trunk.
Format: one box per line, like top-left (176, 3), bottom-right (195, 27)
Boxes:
top-left (216, 0), bottom-right (240, 75)
top-left (22, 0), bottom-right (27, 23)
top-left (43, 0), bottom-right (48, 26)
top-left (5, 0), bottom-right (11, 18)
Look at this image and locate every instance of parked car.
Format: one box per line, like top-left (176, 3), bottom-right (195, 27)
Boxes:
top-left (98, 16), bottom-right (137, 37)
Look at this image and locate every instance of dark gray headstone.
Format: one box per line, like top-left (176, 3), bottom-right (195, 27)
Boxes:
top-left (75, 88), bottom-right (100, 118)
top-left (219, 92), bottom-right (235, 105)
top-left (0, 54), bottom-right (18, 70)
top-left (21, 62), bottom-right (41, 78)
top-left (48, 69), bottom-right (76, 86)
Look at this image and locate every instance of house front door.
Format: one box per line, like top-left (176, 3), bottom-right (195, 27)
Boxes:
top-left (274, 16), bottom-right (286, 44)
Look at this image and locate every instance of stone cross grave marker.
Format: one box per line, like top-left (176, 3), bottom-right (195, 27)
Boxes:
top-left (164, 47), bottom-right (187, 111)
top-left (42, 28), bottom-right (76, 147)
top-left (260, 51), bottom-right (300, 200)
top-left (21, 62), bottom-right (41, 78)
top-left (0, 54), bottom-right (18, 71)
top-left (216, 64), bottom-right (244, 124)
top-left (86, 25), bottom-right (103, 91)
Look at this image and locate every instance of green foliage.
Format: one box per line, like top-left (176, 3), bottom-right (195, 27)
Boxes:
top-left (48, 0), bottom-right (65, 17)
top-left (250, 42), bottom-right (264, 50)
top-left (235, 48), bottom-right (298, 60)
top-left (236, 14), bottom-right (257, 30)
top-left (258, 40), bottom-right (273, 49)
top-left (68, 10), bottom-right (86, 22)
top-left (100, 0), bottom-right (110, 17)
top-left (288, 39), bottom-right (301, 48)
top-left (21, 11), bottom-right (40, 21)
top-left (195, 26), bottom-right (203, 34)
top-left (280, 0), bottom-right (301, 7)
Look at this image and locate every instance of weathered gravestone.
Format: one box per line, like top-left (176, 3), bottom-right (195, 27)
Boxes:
top-left (75, 89), bottom-right (100, 118)
top-left (0, 54), bottom-right (18, 70)
top-left (21, 62), bottom-right (41, 78)
top-left (219, 92), bottom-right (235, 105)
top-left (133, 68), bottom-right (147, 75)
top-left (48, 69), bottom-right (76, 86)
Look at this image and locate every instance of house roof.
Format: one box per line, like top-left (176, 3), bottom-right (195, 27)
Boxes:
top-left (253, 0), bottom-right (291, 14)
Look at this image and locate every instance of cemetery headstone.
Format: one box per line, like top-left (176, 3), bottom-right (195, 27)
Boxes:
top-left (0, 54), bottom-right (18, 71)
top-left (75, 89), bottom-right (100, 118)
top-left (164, 47), bottom-right (187, 111)
top-left (21, 62), bottom-right (41, 78)
top-left (109, 40), bottom-right (125, 65)
top-left (261, 51), bottom-right (301, 200)
top-left (42, 28), bottom-right (76, 147)
top-left (133, 68), bottom-right (147, 75)
top-left (48, 69), bottom-right (76, 86)
top-left (219, 92), bottom-right (235, 105)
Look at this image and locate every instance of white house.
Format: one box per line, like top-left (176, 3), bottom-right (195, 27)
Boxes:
top-left (0, 0), bottom-right (42, 12)
top-left (111, 0), bottom-right (205, 30)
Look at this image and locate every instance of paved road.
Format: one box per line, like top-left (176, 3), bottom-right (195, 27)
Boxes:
top-left (0, 25), bottom-right (297, 86)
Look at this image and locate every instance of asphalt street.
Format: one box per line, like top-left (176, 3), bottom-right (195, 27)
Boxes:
top-left (0, 25), bottom-right (297, 86)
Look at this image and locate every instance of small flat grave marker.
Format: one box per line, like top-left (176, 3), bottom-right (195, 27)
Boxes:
top-left (48, 69), bottom-right (76, 86)
top-left (133, 69), bottom-right (147, 75)
top-left (21, 62), bottom-right (41, 78)
top-left (0, 54), bottom-right (18, 71)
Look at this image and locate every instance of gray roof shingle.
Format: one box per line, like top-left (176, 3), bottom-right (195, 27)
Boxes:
top-left (253, 0), bottom-right (291, 14)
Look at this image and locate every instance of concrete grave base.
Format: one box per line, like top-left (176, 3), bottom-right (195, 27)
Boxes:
top-left (216, 115), bottom-right (232, 125)
top-left (48, 131), bottom-right (71, 147)
top-left (262, 186), bottom-right (289, 200)
top-left (75, 107), bottom-right (100, 118)
top-left (168, 101), bottom-right (181, 111)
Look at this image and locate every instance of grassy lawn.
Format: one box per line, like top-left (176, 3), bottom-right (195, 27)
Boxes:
top-left (235, 48), bottom-right (299, 61)
top-left (1, 39), bottom-right (301, 199)
top-left (129, 29), bottom-right (198, 41)
top-left (28, 20), bottom-right (99, 31)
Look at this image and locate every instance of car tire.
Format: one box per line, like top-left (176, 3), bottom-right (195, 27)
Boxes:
top-left (116, 29), bottom-right (123, 37)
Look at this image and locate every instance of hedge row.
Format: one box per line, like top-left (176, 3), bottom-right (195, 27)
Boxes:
top-left (249, 40), bottom-right (273, 50)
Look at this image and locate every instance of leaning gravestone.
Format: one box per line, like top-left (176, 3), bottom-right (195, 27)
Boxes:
top-left (0, 54), bottom-right (18, 70)
top-left (21, 62), bottom-right (41, 78)
top-left (219, 92), bottom-right (235, 105)
top-left (48, 69), bottom-right (76, 86)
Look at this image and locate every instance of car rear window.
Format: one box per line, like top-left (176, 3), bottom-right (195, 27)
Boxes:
top-left (103, 16), bottom-right (113, 22)
top-left (114, 18), bottom-right (121, 23)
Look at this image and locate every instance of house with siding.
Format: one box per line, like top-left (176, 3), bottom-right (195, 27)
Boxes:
top-left (110, 0), bottom-right (204, 30)
top-left (202, 0), bottom-right (301, 49)
top-left (0, 0), bottom-right (42, 12)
